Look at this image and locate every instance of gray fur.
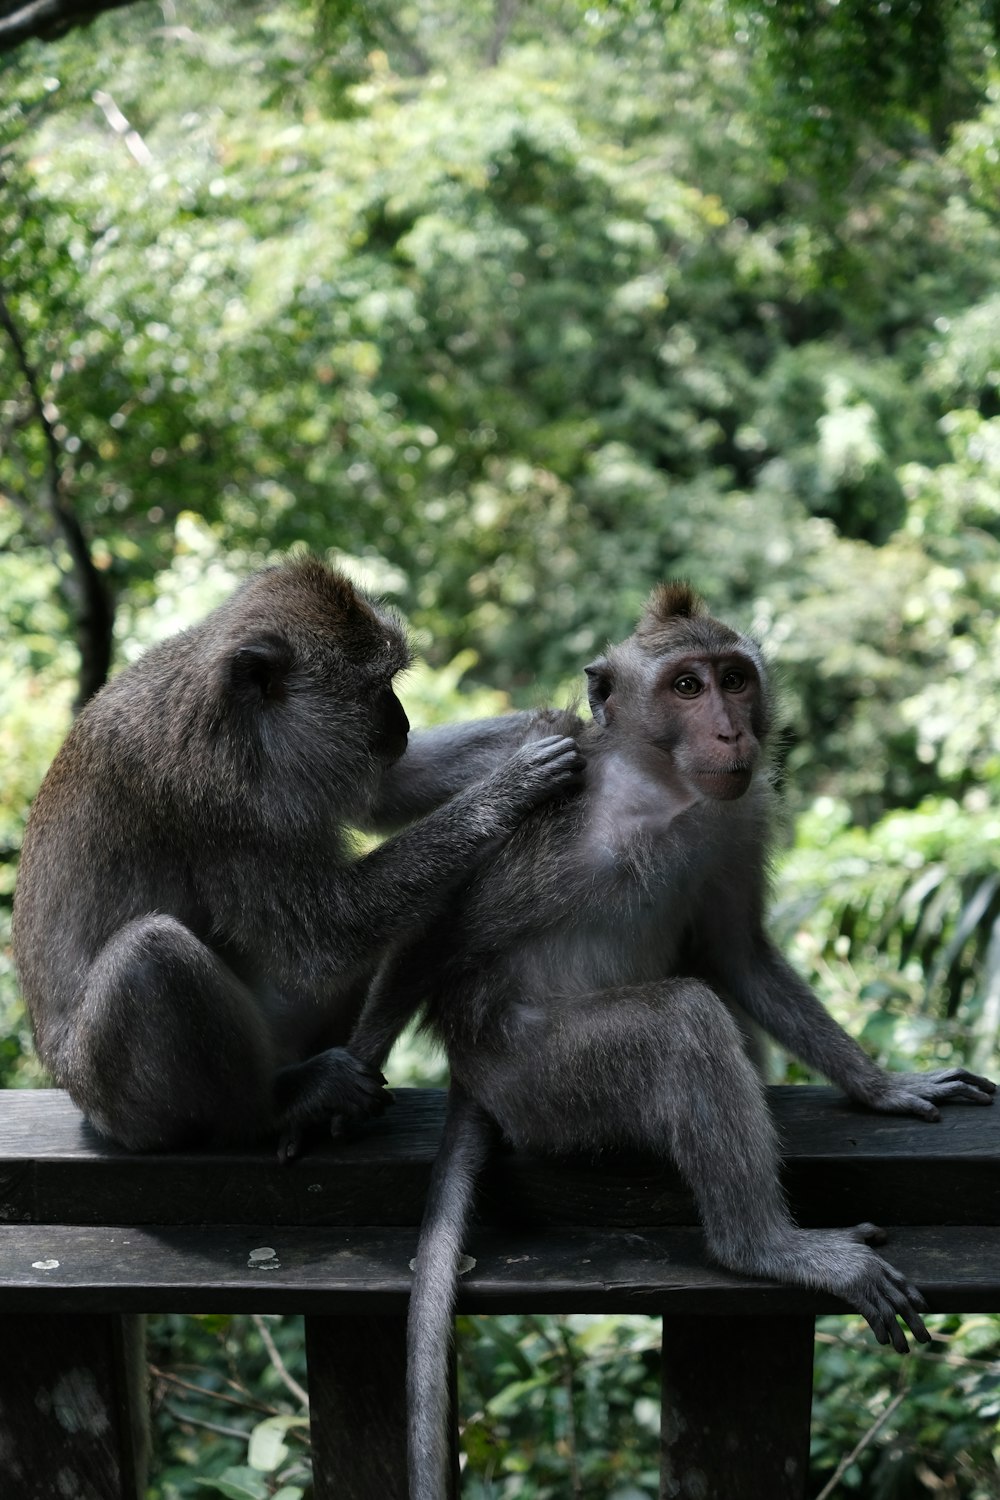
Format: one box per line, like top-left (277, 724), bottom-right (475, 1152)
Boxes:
top-left (13, 558), bottom-right (583, 1154)
top-left (349, 583), bottom-right (995, 1500)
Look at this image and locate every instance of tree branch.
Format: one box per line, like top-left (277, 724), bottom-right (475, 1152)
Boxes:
top-left (485, 0), bottom-right (518, 68)
top-left (0, 283), bottom-right (114, 708)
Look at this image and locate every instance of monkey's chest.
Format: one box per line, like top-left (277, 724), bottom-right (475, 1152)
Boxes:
top-left (511, 859), bottom-right (705, 997)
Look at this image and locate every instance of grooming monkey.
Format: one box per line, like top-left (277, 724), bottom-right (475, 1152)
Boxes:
top-left (13, 557), bottom-right (583, 1154)
top-left (347, 582), bottom-right (996, 1500)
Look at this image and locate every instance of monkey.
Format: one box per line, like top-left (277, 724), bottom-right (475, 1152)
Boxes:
top-left (346, 582), bottom-right (996, 1500)
top-left (12, 556), bottom-right (584, 1156)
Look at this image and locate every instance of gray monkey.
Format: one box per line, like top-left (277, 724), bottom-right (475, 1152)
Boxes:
top-left (348, 581), bottom-right (996, 1499)
top-left (13, 556), bottom-right (583, 1155)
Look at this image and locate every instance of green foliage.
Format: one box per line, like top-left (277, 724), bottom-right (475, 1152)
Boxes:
top-left (147, 1313), bottom-right (311, 1499)
top-left (737, 0), bottom-right (1000, 171)
top-left (810, 1315), bottom-right (1000, 1499)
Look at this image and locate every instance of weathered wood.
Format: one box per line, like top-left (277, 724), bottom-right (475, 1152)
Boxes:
top-left (660, 1314), bottom-right (815, 1500)
top-left (0, 1086), bottom-right (997, 1498)
top-left (0, 1312), bottom-right (148, 1498)
top-left (0, 1087), bottom-right (996, 1230)
top-left (306, 1315), bottom-right (409, 1500)
top-left (0, 1223), bottom-right (998, 1312)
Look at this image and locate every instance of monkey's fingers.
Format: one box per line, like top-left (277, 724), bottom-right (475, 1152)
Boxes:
top-left (850, 1222), bottom-right (887, 1247)
top-left (873, 1090), bottom-right (942, 1123)
top-left (882, 1278), bottom-right (930, 1345)
top-left (521, 735), bottom-right (586, 782)
top-left (856, 1280), bottom-right (924, 1354)
top-left (277, 1127), bottom-right (305, 1165)
top-left (880, 1069), bottom-right (996, 1119)
top-left (927, 1079), bottom-right (995, 1107)
top-left (923, 1068), bottom-right (996, 1104)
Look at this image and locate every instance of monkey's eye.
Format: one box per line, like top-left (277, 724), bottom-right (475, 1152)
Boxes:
top-left (722, 668), bottom-right (748, 692)
top-left (673, 674), bottom-right (702, 698)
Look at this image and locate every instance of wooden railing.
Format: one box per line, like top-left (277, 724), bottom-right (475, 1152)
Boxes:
top-left (0, 1086), bottom-right (997, 1499)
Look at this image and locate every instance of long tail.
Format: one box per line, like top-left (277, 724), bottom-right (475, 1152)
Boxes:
top-left (408, 1080), bottom-right (495, 1500)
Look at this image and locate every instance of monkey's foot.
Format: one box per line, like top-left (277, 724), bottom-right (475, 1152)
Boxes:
top-left (736, 1223), bottom-right (930, 1354)
top-left (274, 1047), bottom-right (390, 1162)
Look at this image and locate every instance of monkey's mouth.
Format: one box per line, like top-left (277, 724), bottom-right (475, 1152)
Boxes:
top-left (694, 761), bottom-right (754, 799)
top-left (374, 731), bottom-right (409, 765)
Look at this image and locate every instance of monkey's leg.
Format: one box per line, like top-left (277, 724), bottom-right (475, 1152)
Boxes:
top-left (71, 914), bottom-right (276, 1151)
top-left (485, 982), bottom-right (929, 1351)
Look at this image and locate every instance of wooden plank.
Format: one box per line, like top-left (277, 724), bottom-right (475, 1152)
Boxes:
top-left (0, 1223), bottom-right (997, 1314)
top-left (660, 1314), bottom-right (814, 1500)
top-left (0, 1312), bottom-right (148, 1498)
top-left (306, 1315), bottom-right (409, 1500)
top-left (1, 1088), bottom-right (997, 1230)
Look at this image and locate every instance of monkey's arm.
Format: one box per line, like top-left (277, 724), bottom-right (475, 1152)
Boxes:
top-left (259, 734), bottom-right (583, 987)
top-left (727, 939), bottom-right (995, 1120)
top-left (348, 949), bottom-right (430, 1074)
top-left (365, 712), bottom-right (569, 830)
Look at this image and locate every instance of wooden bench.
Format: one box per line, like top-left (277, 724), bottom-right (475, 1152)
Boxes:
top-left (0, 1085), bottom-right (997, 1499)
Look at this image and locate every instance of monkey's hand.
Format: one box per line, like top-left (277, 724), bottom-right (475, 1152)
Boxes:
top-left (274, 1047), bottom-right (390, 1163)
top-left (854, 1068), bottom-right (996, 1123)
top-left (477, 734), bottom-right (585, 828)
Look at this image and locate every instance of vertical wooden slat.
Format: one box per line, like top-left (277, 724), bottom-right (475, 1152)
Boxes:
top-left (306, 1313), bottom-right (409, 1500)
top-left (660, 1314), bottom-right (814, 1500)
top-left (448, 1332), bottom-right (460, 1498)
top-left (0, 1312), bottom-right (147, 1499)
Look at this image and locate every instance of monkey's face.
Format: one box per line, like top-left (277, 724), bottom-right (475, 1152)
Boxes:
top-left (369, 685), bottom-right (410, 764)
top-left (658, 652), bottom-right (762, 801)
top-left (585, 643), bottom-right (766, 803)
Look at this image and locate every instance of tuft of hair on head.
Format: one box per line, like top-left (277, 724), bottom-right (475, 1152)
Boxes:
top-left (634, 580), bottom-right (706, 648)
top-left (633, 578), bottom-right (748, 659)
top-left (641, 581), bottom-right (705, 626)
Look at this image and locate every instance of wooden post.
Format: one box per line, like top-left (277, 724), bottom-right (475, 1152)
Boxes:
top-left (0, 1313), bottom-right (147, 1499)
top-left (660, 1314), bottom-right (814, 1500)
top-left (306, 1314), bottom-right (410, 1500)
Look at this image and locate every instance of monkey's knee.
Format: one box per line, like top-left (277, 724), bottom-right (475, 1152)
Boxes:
top-left (74, 914), bottom-right (274, 1150)
top-left (664, 980), bottom-right (751, 1062)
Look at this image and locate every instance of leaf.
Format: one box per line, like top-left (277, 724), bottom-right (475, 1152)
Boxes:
top-left (195, 1469), bottom-right (267, 1500)
top-left (247, 1414), bottom-right (308, 1473)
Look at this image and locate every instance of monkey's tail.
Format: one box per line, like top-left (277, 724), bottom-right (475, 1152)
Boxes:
top-left (408, 1079), bottom-right (495, 1500)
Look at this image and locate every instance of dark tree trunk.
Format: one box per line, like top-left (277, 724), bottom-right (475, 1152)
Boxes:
top-left (0, 285), bottom-right (115, 708)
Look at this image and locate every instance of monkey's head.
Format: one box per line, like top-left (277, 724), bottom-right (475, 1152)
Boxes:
top-left (118, 557), bottom-right (419, 833)
top-left (585, 582), bottom-right (771, 803)
top-left (221, 558), bottom-right (413, 770)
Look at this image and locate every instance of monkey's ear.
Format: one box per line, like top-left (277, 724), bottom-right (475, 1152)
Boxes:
top-left (584, 659), bottom-right (614, 726)
top-left (228, 635), bottom-right (295, 702)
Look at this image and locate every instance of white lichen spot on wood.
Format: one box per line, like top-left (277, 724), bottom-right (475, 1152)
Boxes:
top-left (31, 1259), bottom-right (60, 1271)
top-left (247, 1246), bottom-right (281, 1270)
top-left (35, 1369), bottom-right (110, 1436)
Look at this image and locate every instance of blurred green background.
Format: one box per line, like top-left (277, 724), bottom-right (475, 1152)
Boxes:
top-left (2, 2), bottom-right (999, 1495)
